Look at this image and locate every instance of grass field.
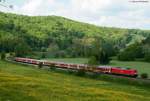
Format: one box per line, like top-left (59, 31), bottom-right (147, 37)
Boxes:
top-left (47, 58), bottom-right (150, 77)
top-left (0, 60), bottom-right (150, 101)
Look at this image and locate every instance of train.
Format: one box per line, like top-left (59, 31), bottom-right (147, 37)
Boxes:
top-left (14, 57), bottom-right (138, 77)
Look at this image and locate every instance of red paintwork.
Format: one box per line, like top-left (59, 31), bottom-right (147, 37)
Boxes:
top-left (96, 66), bottom-right (111, 73)
top-left (14, 57), bottom-right (138, 77)
top-left (59, 63), bottom-right (68, 68)
top-left (111, 67), bottom-right (137, 76)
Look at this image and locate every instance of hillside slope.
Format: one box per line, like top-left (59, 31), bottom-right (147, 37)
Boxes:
top-left (0, 12), bottom-right (150, 58)
top-left (0, 12), bottom-right (127, 38)
top-left (0, 61), bottom-right (150, 101)
top-left (0, 12), bottom-right (149, 41)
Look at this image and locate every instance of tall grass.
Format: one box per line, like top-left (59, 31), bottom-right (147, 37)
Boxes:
top-left (0, 61), bottom-right (150, 101)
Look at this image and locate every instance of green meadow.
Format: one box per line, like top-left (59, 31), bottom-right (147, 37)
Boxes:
top-left (0, 60), bottom-right (150, 101)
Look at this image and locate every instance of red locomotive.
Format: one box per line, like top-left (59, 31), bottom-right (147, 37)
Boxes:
top-left (14, 57), bottom-right (138, 77)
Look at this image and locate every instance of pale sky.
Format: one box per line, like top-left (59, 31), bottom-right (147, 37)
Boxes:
top-left (0, 0), bottom-right (150, 29)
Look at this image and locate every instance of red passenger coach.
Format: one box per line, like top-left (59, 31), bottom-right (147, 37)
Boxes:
top-left (59, 63), bottom-right (69, 68)
top-left (14, 57), bottom-right (39, 65)
top-left (14, 57), bottom-right (138, 77)
top-left (96, 66), bottom-right (111, 73)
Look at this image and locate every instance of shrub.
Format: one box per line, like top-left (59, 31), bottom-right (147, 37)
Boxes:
top-left (144, 53), bottom-right (150, 62)
top-left (76, 69), bottom-right (85, 77)
top-left (41, 52), bottom-right (46, 58)
top-left (118, 51), bottom-right (135, 61)
top-left (50, 64), bottom-right (56, 70)
top-left (38, 62), bottom-right (43, 68)
top-left (90, 38), bottom-right (111, 65)
top-left (55, 51), bottom-right (67, 58)
top-left (118, 43), bottom-right (143, 61)
top-left (68, 70), bottom-right (74, 74)
top-left (91, 73), bottom-right (99, 79)
top-left (50, 66), bottom-right (56, 70)
top-left (88, 56), bottom-right (98, 65)
top-left (99, 50), bottom-right (110, 64)
top-left (141, 73), bottom-right (148, 79)
top-left (14, 41), bottom-right (31, 57)
top-left (1, 51), bottom-right (6, 60)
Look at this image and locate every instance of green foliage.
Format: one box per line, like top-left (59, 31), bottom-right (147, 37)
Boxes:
top-left (90, 38), bottom-right (111, 64)
top-left (144, 53), bottom-right (150, 62)
top-left (76, 69), bottom-right (86, 77)
top-left (38, 62), bottom-right (43, 68)
top-left (41, 52), bottom-right (46, 58)
top-left (99, 49), bottom-right (110, 64)
top-left (0, 12), bottom-right (150, 60)
top-left (1, 51), bottom-right (6, 60)
top-left (50, 65), bottom-right (56, 70)
top-left (118, 43), bottom-right (143, 61)
top-left (143, 44), bottom-right (150, 62)
top-left (90, 73), bottom-right (99, 79)
top-left (118, 50), bottom-right (135, 61)
top-left (14, 41), bottom-right (31, 57)
top-left (141, 73), bottom-right (148, 79)
top-left (67, 69), bottom-right (74, 74)
top-left (88, 56), bottom-right (98, 65)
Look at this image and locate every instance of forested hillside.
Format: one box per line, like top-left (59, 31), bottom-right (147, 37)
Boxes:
top-left (0, 12), bottom-right (150, 62)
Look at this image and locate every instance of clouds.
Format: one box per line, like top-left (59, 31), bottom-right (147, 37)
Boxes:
top-left (0, 0), bottom-right (150, 29)
top-left (15, 0), bottom-right (56, 15)
top-left (21, 0), bottom-right (43, 15)
top-left (61, 0), bottom-right (150, 29)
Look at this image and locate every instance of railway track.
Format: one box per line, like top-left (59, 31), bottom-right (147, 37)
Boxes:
top-left (6, 58), bottom-right (150, 83)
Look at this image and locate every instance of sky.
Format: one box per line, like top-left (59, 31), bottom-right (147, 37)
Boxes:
top-left (0, 0), bottom-right (150, 30)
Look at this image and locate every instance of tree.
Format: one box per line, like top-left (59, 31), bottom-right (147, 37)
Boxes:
top-left (14, 41), bottom-right (31, 57)
top-left (142, 40), bottom-right (150, 62)
top-left (47, 43), bottom-right (59, 58)
top-left (88, 56), bottom-right (98, 65)
top-left (98, 49), bottom-right (110, 64)
top-left (118, 51), bottom-right (135, 61)
top-left (41, 52), bottom-right (46, 58)
top-left (118, 43), bottom-right (143, 61)
top-left (90, 37), bottom-right (111, 64)
top-left (144, 53), bottom-right (150, 62)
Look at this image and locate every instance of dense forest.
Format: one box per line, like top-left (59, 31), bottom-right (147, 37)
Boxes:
top-left (0, 12), bottom-right (150, 63)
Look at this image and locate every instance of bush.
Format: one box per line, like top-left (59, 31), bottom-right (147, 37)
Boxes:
top-left (88, 56), bottom-right (98, 65)
top-left (38, 62), bottom-right (43, 68)
top-left (10, 52), bottom-right (15, 57)
top-left (99, 50), bottom-right (110, 64)
top-left (144, 53), bottom-right (150, 62)
top-left (68, 70), bottom-right (74, 74)
top-left (76, 69), bottom-right (85, 77)
top-left (118, 43), bottom-right (143, 61)
top-left (91, 73), bottom-right (99, 79)
top-left (14, 41), bottom-right (31, 57)
top-left (55, 51), bottom-right (67, 58)
top-left (41, 52), bottom-right (46, 58)
top-left (1, 51), bottom-right (6, 60)
top-left (50, 66), bottom-right (56, 70)
top-left (118, 51), bottom-right (135, 61)
top-left (141, 73), bottom-right (148, 79)
top-left (50, 64), bottom-right (56, 70)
